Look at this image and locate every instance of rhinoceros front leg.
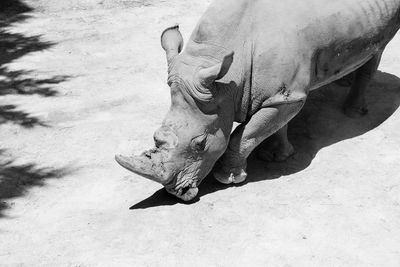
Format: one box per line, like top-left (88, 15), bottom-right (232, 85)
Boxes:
top-left (213, 100), bottom-right (305, 184)
top-left (343, 51), bottom-right (383, 118)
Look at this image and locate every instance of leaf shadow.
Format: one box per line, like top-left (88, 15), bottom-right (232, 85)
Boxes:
top-left (0, 0), bottom-right (71, 128)
top-left (0, 150), bottom-right (75, 218)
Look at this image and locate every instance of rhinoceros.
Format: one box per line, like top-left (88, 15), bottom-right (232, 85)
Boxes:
top-left (116, 0), bottom-right (400, 201)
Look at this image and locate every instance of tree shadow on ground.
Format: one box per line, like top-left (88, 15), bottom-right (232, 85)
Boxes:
top-left (0, 0), bottom-right (70, 128)
top-left (0, 0), bottom-right (32, 25)
top-left (0, 150), bottom-right (74, 218)
top-left (0, 1), bottom-right (73, 217)
top-left (131, 70), bottom-right (400, 209)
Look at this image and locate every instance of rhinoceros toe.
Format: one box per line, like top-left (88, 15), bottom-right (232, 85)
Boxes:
top-left (213, 167), bottom-right (247, 185)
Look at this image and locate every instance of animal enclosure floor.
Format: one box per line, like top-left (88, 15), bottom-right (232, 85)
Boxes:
top-left (0, 0), bottom-right (400, 266)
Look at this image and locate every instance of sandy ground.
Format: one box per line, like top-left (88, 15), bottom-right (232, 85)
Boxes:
top-left (0, 0), bottom-right (400, 266)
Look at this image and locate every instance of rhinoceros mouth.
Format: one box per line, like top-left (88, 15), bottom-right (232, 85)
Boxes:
top-left (163, 161), bottom-right (204, 201)
top-left (166, 185), bottom-right (199, 202)
top-left (162, 171), bottom-right (199, 201)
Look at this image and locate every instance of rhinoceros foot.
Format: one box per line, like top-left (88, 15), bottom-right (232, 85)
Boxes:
top-left (256, 140), bottom-right (295, 162)
top-left (213, 165), bottom-right (247, 185)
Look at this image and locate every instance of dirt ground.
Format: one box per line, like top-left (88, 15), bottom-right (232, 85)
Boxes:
top-left (0, 0), bottom-right (400, 266)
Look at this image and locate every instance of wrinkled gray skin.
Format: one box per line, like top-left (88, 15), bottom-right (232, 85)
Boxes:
top-left (116, 0), bottom-right (400, 201)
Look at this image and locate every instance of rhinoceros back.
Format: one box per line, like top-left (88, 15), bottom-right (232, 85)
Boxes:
top-left (184, 0), bottom-right (400, 109)
top-left (302, 0), bottom-right (400, 88)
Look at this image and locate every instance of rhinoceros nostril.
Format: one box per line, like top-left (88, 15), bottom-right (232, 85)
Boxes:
top-left (153, 130), bottom-right (167, 148)
top-left (154, 137), bottom-right (166, 148)
top-left (153, 129), bottom-right (178, 149)
top-left (181, 186), bottom-right (190, 196)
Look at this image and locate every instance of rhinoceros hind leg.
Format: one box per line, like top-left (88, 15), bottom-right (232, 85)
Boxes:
top-left (256, 124), bottom-right (295, 162)
top-left (335, 72), bottom-right (355, 87)
top-left (343, 51), bottom-right (383, 118)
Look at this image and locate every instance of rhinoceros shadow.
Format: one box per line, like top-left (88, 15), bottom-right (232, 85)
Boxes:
top-left (130, 70), bottom-right (400, 209)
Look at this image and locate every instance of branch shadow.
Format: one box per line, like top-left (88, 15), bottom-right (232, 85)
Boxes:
top-left (0, 104), bottom-right (49, 128)
top-left (0, 150), bottom-right (74, 218)
top-left (0, 0), bottom-right (70, 128)
top-left (0, 0), bottom-right (32, 26)
top-left (131, 70), bottom-right (400, 209)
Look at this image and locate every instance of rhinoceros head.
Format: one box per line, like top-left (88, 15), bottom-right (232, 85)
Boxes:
top-left (115, 25), bottom-right (235, 201)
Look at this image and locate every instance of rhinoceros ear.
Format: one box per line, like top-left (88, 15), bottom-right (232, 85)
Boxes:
top-left (198, 52), bottom-right (234, 87)
top-left (161, 25), bottom-right (184, 64)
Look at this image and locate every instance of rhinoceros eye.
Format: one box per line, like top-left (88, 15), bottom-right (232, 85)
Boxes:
top-left (191, 134), bottom-right (207, 152)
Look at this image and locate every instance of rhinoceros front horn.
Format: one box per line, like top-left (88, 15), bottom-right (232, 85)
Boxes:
top-left (115, 154), bottom-right (167, 184)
